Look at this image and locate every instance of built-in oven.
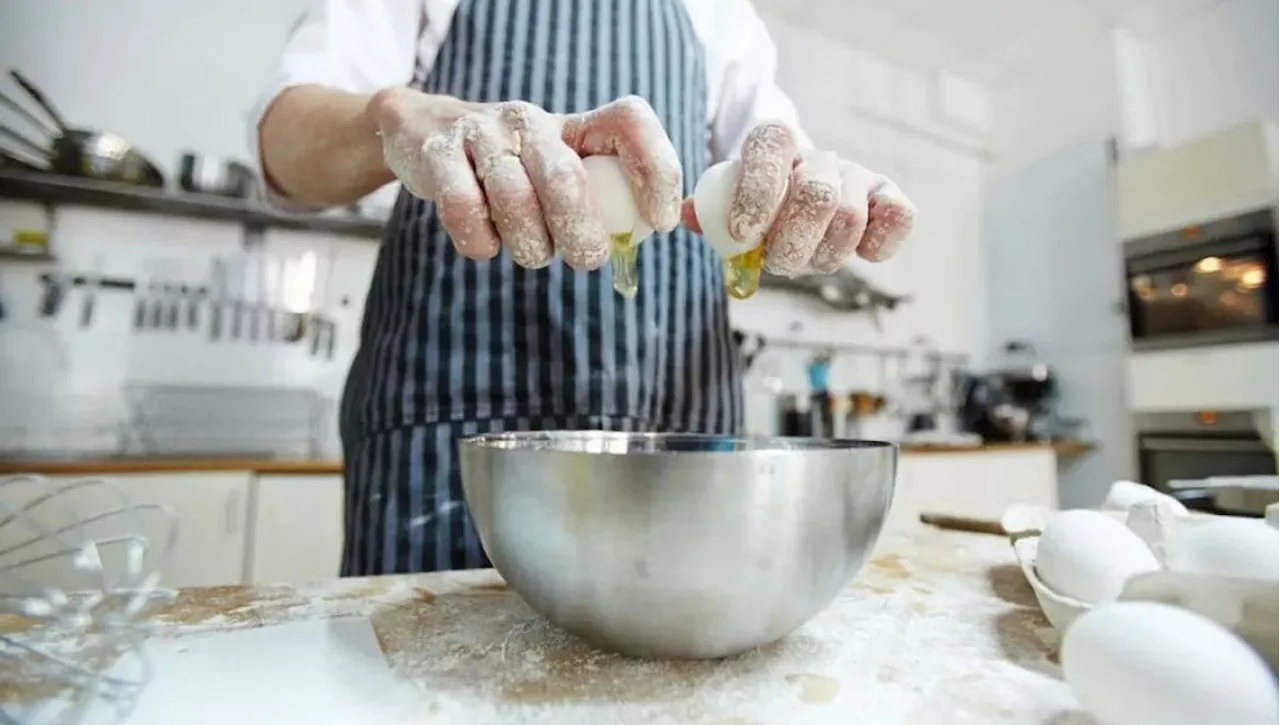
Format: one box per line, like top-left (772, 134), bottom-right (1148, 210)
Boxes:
top-left (1123, 209), bottom-right (1277, 352)
top-left (1136, 411), bottom-right (1277, 516)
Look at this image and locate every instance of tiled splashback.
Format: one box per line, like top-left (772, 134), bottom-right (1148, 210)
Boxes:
top-left (0, 204), bottom-right (378, 457)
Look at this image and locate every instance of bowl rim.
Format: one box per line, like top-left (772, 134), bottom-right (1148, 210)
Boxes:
top-left (459, 430), bottom-right (897, 455)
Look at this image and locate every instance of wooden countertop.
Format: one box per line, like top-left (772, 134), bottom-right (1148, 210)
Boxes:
top-left (0, 527), bottom-right (1080, 723)
top-left (0, 441), bottom-right (1093, 476)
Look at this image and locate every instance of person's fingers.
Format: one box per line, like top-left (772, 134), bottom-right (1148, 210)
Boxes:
top-left (857, 177), bottom-right (916, 262)
top-left (420, 123), bottom-right (501, 260)
top-left (762, 151), bottom-right (841, 277)
top-left (679, 198), bottom-right (701, 234)
top-left (462, 113), bottom-right (554, 268)
top-left (810, 161), bottom-right (874, 273)
top-left (503, 103), bottom-right (608, 271)
top-left (561, 96), bottom-right (682, 232)
top-left (731, 122), bottom-right (798, 245)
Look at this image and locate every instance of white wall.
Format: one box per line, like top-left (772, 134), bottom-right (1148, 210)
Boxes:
top-left (991, 0), bottom-right (1278, 175)
top-left (0, 2), bottom-right (994, 451)
top-left (987, 7), bottom-right (1119, 178)
top-left (982, 0), bottom-right (1278, 502)
top-left (1142, 0), bottom-right (1279, 150)
top-left (744, 13), bottom-right (991, 419)
top-left (0, 0), bottom-right (313, 177)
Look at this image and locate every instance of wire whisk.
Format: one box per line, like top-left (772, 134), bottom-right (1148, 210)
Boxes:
top-left (0, 475), bottom-right (177, 725)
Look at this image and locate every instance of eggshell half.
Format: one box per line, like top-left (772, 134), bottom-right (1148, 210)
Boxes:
top-left (1103, 480), bottom-right (1189, 515)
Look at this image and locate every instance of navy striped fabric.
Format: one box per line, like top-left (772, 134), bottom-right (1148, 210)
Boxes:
top-left (338, 0), bottom-right (742, 574)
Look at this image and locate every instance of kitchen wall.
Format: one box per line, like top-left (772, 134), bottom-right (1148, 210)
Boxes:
top-left (742, 11), bottom-right (992, 400)
top-left (990, 0), bottom-right (1278, 176)
top-left (982, 0), bottom-right (1279, 504)
top-left (0, 1), bottom-right (993, 451)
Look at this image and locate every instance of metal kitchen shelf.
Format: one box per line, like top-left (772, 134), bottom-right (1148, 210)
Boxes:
top-left (0, 168), bottom-right (385, 240)
top-left (761, 336), bottom-right (968, 367)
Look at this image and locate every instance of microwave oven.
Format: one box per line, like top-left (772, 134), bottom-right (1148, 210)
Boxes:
top-left (1122, 208), bottom-right (1277, 352)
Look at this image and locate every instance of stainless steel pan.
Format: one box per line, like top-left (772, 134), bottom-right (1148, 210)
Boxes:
top-left (0, 69), bottom-right (164, 187)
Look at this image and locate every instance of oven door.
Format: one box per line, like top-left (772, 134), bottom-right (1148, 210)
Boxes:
top-left (1124, 210), bottom-right (1277, 352)
top-left (1136, 412), bottom-right (1278, 516)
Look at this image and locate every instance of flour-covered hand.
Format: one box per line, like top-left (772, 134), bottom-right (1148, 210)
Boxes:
top-left (371, 90), bottom-right (681, 271)
top-left (684, 122), bottom-right (916, 276)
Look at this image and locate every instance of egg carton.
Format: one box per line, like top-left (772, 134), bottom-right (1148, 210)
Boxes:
top-left (1001, 481), bottom-right (1278, 671)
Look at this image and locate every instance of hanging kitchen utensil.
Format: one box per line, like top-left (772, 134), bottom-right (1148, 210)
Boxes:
top-left (37, 274), bottom-right (65, 318)
top-left (167, 282), bottom-right (182, 330)
top-left (309, 315), bottom-right (323, 357)
top-left (263, 254), bottom-right (280, 342)
top-left (229, 255), bottom-right (246, 341)
top-left (132, 285), bottom-right (147, 330)
top-left (731, 330), bottom-right (767, 371)
top-left (78, 257), bottom-right (103, 328)
top-left (147, 280), bottom-right (164, 329)
top-left (7, 69), bottom-right (165, 187)
top-left (324, 319), bottom-right (336, 359)
top-left (806, 353), bottom-right (835, 438)
top-left (208, 258), bottom-right (226, 341)
top-left (245, 248), bottom-right (264, 343)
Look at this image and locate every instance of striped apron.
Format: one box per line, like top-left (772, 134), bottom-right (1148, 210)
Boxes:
top-left (338, 0), bottom-right (742, 575)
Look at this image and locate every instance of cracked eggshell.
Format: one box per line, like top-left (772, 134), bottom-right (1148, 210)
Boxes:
top-left (1103, 480), bottom-right (1189, 515)
top-left (582, 155), bottom-right (653, 245)
top-left (693, 160), bottom-right (761, 259)
top-left (1035, 509), bottom-right (1160, 605)
top-left (1062, 602), bottom-right (1278, 725)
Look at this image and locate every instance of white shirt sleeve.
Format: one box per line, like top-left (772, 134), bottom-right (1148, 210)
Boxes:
top-left (706, 0), bottom-right (813, 163)
top-left (245, 0), bottom-right (424, 207)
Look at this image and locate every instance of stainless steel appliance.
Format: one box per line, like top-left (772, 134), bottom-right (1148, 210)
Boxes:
top-left (1123, 209), bottom-right (1276, 352)
top-left (1136, 411), bottom-right (1278, 516)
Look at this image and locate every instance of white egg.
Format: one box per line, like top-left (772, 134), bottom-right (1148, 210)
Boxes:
top-left (1062, 602), bottom-right (1278, 725)
top-left (582, 155), bottom-right (653, 245)
top-left (1104, 480), bottom-right (1189, 515)
top-left (1036, 509), bottom-right (1160, 604)
top-left (1169, 516), bottom-right (1279, 580)
top-left (692, 159), bottom-right (760, 259)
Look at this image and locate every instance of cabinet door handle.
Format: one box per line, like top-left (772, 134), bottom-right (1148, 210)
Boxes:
top-left (225, 490), bottom-right (241, 536)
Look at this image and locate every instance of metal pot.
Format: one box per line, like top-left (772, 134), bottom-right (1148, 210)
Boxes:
top-left (0, 70), bottom-right (165, 188)
top-left (49, 129), bottom-right (164, 187)
top-left (177, 153), bottom-right (257, 198)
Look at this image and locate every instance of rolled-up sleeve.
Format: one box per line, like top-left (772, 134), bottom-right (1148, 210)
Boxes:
top-left (246, 0), bottom-right (422, 207)
top-left (708, 0), bottom-right (813, 163)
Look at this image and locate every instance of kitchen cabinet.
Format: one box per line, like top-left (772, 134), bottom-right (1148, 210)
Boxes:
top-left (0, 472), bottom-right (252, 593)
top-left (248, 474), bottom-right (343, 585)
top-left (880, 450), bottom-right (1059, 542)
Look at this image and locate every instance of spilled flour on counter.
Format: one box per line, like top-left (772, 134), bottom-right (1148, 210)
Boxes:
top-left (361, 534), bottom-right (1072, 725)
top-left (125, 535), bottom-right (1076, 725)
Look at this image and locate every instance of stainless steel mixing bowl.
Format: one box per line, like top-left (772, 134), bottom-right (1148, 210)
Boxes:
top-left (460, 431), bottom-right (897, 659)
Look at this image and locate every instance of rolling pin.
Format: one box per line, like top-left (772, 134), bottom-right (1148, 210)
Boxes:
top-left (919, 512), bottom-right (1006, 536)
